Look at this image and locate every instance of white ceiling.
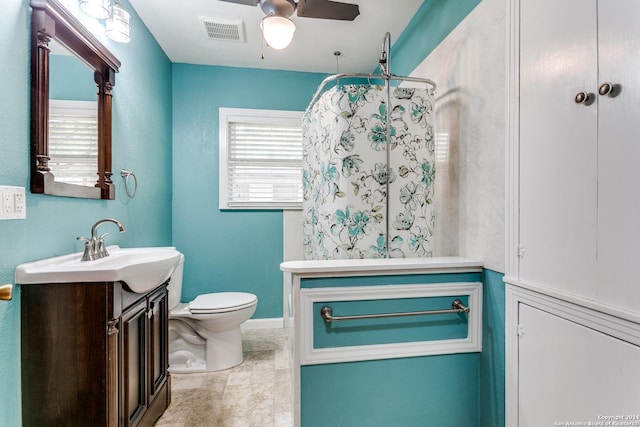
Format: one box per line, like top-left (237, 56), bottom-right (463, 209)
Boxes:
top-left (127, 0), bottom-right (424, 74)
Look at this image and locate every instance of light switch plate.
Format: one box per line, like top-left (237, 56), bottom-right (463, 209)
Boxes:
top-left (0, 186), bottom-right (26, 220)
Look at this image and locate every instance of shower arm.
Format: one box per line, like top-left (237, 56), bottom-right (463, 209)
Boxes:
top-left (379, 31), bottom-right (390, 76)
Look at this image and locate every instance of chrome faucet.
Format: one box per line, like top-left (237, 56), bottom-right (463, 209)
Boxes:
top-left (77, 218), bottom-right (126, 261)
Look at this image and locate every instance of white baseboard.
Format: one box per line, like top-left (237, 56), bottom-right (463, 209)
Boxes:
top-left (242, 317), bottom-right (284, 330)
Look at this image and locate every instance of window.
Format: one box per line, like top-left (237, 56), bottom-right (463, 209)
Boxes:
top-left (48, 100), bottom-right (98, 187)
top-left (219, 108), bottom-right (303, 209)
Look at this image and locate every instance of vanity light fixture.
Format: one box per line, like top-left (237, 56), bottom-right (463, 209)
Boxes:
top-left (80, 0), bottom-right (131, 43)
top-left (79, 0), bottom-right (110, 19)
top-left (105, 2), bottom-right (131, 43)
top-left (260, 15), bottom-right (295, 50)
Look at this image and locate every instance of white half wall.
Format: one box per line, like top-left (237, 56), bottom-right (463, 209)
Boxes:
top-left (283, 210), bottom-right (304, 262)
top-left (410, 0), bottom-right (506, 272)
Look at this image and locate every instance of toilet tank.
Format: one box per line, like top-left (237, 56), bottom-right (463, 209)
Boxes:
top-left (167, 253), bottom-right (185, 310)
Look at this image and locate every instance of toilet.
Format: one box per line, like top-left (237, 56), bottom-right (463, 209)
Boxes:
top-left (167, 254), bottom-right (258, 372)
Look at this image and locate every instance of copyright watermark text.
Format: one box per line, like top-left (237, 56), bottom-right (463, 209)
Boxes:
top-left (554, 415), bottom-right (640, 426)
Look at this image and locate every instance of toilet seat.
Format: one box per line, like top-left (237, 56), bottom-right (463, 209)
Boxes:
top-left (188, 292), bottom-right (257, 314)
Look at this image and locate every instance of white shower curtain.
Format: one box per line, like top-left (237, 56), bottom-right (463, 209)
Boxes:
top-left (302, 84), bottom-right (435, 259)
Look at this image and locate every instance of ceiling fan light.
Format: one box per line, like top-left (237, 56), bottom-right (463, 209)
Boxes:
top-left (80, 0), bottom-right (111, 19)
top-left (105, 4), bottom-right (131, 43)
top-left (260, 15), bottom-right (296, 50)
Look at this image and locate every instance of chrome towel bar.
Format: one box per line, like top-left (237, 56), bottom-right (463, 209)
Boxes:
top-left (320, 299), bottom-right (470, 323)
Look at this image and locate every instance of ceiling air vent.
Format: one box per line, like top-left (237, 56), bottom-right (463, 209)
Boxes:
top-left (200, 16), bottom-right (246, 42)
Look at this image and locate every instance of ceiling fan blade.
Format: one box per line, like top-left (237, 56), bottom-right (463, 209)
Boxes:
top-left (218, 0), bottom-right (259, 6)
top-left (296, 0), bottom-right (360, 21)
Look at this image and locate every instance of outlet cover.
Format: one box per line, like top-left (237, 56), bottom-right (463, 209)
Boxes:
top-left (0, 186), bottom-right (26, 220)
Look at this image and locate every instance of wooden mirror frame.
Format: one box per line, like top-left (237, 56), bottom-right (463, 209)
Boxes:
top-left (30, 0), bottom-right (121, 199)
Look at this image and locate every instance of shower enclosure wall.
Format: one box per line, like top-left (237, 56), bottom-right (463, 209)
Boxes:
top-left (302, 82), bottom-right (436, 259)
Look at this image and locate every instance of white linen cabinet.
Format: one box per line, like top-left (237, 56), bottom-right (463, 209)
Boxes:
top-left (507, 2), bottom-right (640, 423)
top-left (515, 0), bottom-right (640, 313)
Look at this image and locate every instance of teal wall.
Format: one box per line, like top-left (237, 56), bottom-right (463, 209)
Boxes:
top-left (302, 353), bottom-right (480, 426)
top-left (480, 269), bottom-right (505, 427)
top-left (392, 0), bottom-right (483, 76)
top-left (171, 64), bottom-right (325, 319)
top-left (49, 54), bottom-right (97, 101)
top-left (0, 0), bottom-right (173, 425)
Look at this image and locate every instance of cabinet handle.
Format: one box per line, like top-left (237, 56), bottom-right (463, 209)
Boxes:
top-left (574, 91), bottom-right (592, 104)
top-left (598, 82), bottom-right (617, 97)
top-left (107, 323), bottom-right (119, 336)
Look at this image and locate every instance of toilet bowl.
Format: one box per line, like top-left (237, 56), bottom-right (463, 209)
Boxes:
top-left (167, 254), bottom-right (258, 372)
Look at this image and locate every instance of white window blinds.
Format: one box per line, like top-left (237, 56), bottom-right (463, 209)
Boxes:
top-left (219, 108), bottom-right (303, 209)
top-left (48, 100), bottom-right (98, 187)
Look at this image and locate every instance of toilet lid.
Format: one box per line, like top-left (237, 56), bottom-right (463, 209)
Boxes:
top-left (188, 292), bottom-right (257, 313)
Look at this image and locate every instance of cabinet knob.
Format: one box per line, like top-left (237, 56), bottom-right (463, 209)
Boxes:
top-left (598, 82), bottom-right (617, 97)
top-left (0, 284), bottom-right (12, 301)
top-left (574, 91), bottom-right (592, 104)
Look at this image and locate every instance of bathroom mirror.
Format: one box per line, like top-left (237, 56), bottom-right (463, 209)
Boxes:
top-left (30, 0), bottom-right (120, 199)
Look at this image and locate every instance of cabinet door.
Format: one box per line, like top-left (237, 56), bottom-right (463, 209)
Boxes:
top-left (21, 283), bottom-right (111, 426)
top-left (148, 287), bottom-right (169, 400)
top-left (518, 0), bottom-right (598, 296)
top-left (121, 299), bottom-right (148, 427)
top-left (518, 303), bottom-right (640, 426)
top-left (596, 0), bottom-right (640, 314)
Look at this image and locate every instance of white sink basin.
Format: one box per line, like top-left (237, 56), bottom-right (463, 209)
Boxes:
top-left (15, 246), bottom-right (182, 293)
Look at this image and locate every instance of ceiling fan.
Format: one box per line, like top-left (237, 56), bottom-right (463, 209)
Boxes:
top-left (219, 0), bottom-right (359, 49)
top-left (219, 0), bottom-right (360, 22)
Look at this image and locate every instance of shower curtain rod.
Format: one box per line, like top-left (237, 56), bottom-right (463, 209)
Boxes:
top-left (305, 72), bottom-right (437, 114)
top-left (305, 32), bottom-right (436, 114)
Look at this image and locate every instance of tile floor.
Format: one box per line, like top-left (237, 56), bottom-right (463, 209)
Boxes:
top-left (155, 328), bottom-right (293, 427)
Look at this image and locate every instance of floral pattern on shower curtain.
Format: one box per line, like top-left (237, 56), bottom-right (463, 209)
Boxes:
top-left (302, 84), bottom-right (435, 259)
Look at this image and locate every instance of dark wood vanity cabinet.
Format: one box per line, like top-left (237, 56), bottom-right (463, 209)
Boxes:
top-left (21, 281), bottom-right (171, 427)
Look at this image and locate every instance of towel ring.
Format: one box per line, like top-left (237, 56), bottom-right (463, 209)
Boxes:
top-left (120, 169), bottom-right (138, 198)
